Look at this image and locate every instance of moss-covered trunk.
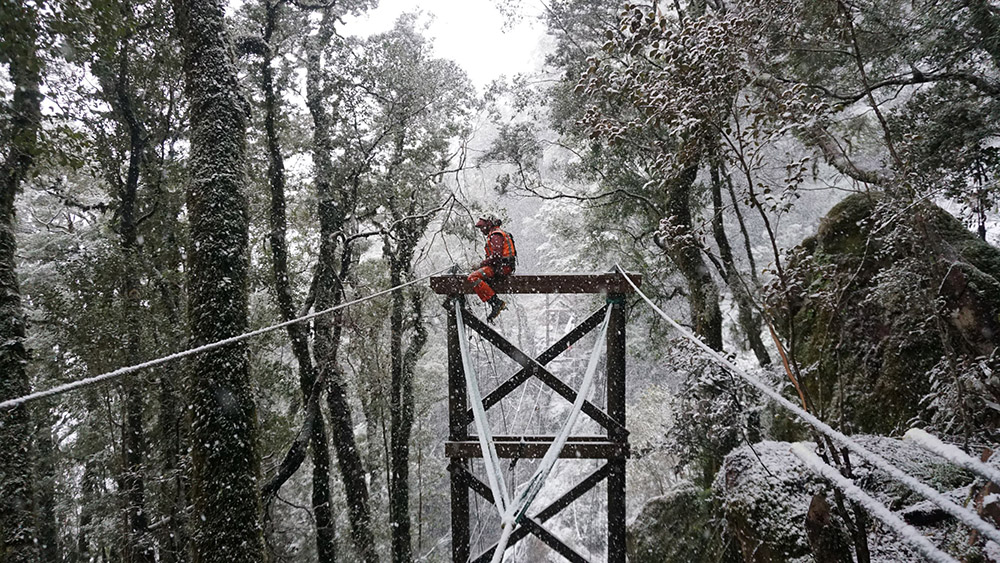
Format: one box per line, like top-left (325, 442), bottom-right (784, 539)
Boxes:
top-left (659, 164), bottom-right (724, 351)
top-left (172, 1), bottom-right (264, 560)
top-left (0, 3), bottom-right (42, 560)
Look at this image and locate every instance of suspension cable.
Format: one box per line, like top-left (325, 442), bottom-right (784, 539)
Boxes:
top-left (791, 444), bottom-right (958, 563)
top-left (614, 263), bottom-right (1000, 547)
top-left (0, 267), bottom-right (450, 410)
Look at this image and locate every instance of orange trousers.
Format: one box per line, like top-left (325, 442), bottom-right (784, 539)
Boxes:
top-left (468, 266), bottom-right (501, 302)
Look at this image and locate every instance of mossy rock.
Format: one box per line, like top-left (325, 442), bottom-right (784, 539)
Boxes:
top-left (627, 485), bottom-right (741, 563)
top-left (778, 194), bottom-right (1000, 435)
top-left (710, 438), bottom-right (979, 562)
top-left (813, 194), bottom-right (879, 259)
top-left (713, 442), bottom-right (816, 562)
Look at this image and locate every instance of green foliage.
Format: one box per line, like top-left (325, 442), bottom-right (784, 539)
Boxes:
top-left (627, 485), bottom-right (742, 563)
top-left (756, 0), bottom-right (1000, 223)
top-left (664, 339), bottom-right (763, 487)
top-left (768, 194), bottom-right (1000, 439)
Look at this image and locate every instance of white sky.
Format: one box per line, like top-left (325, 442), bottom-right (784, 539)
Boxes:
top-left (342, 0), bottom-right (548, 90)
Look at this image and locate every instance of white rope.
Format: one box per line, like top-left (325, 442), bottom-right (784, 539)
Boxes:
top-left (491, 306), bottom-right (613, 563)
top-left (613, 263), bottom-right (1000, 547)
top-left (455, 300), bottom-right (612, 563)
top-left (509, 306), bottom-right (613, 523)
top-left (456, 303), bottom-right (512, 518)
top-left (905, 429), bottom-right (1000, 486)
top-left (792, 444), bottom-right (959, 563)
top-left (0, 268), bottom-right (449, 410)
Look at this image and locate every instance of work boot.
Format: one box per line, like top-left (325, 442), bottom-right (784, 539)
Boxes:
top-left (486, 296), bottom-right (506, 323)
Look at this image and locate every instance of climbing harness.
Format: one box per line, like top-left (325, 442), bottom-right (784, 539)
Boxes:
top-left (455, 300), bottom-right (612, 562)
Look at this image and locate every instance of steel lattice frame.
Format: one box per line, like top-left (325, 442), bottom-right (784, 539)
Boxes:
top-left (431, 273), bottom-right (639, 563)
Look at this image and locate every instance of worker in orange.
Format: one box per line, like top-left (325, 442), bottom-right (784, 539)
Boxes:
top-left (468, 216), bottom-right (517, 322)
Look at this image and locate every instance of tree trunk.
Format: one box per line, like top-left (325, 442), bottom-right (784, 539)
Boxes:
top-left (0, 3), bottom-right (42, 561)
top-left (77, 462), bottom-right (100, 562)
top-left (111, 33), bottom-right (156, 563)
top-left (388, 255), bottom-right (411, 563)
top-left (709, 158), bottom-right (770, 366)
top-left (305, 16), bottom-right (378, 563)
top-left (387, 236), bottom-right (427, 563)
top-left (172, 1), bottom-right (265, 561)
top-left (658, 164), bottom-right (724, 351)
top-left (315, 245), bottom-right (377, 563)
top-left (256, 3), bottom-right (337, 559)
top-left (36, 403), bottom-right (60, 563)
top-left (157, 369), bottom-right (187, 563)
top-left (805, 493), bottom-right (853, 563)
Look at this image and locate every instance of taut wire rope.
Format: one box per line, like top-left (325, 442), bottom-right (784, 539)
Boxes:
top-left (0, 267), bottom-right (450, 410)
top-left (613, 263), bottom-right (1000, 548)
top-left (792, 444), bottom-right (958, 563)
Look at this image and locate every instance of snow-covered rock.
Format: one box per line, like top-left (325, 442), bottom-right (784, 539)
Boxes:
top-left (629, 436), bottom-right (997, 562)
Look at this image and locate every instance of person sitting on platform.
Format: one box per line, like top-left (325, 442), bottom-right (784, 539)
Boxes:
top-left (467, 216), bottom-right (517, 322)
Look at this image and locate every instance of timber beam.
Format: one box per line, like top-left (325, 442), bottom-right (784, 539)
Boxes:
top-left (431, 272), bottom-right (642, 295)
top-left (441, 271), bottom-right (633, 562)
top-left (461, 307), bottom-right (628, 437)
top-left (449, 462), bottom-right (606, 563)
top-left (468, 304), bottom-right (610, 422)
top-left (445, 435), bottom-right (629, 459)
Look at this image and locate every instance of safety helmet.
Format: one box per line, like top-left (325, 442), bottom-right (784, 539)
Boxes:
top-left (475, 216), bottom-right (501, 229)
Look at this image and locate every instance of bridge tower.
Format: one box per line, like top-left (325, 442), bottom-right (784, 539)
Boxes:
top-left (431, 273), bottom-right (640, 563)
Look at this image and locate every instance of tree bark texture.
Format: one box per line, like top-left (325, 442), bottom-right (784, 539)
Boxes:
top-left (258, 4), bottom-right (337, 559)
top-left (805, 493), bottom-right (853, 563)
top-left (388, 253), bottom-right (412, 563)
top-left (0, 2), bottom-right (42, 561)
top-left (157, 369), bottom-right (188, 563)
top-left (386, 222), bottom-right (429, 563)
top-left (36, 404), bottom-right (60, 563)
top-left (305, 20), bottom-right (378, 563)
top-left (659, 164), bottom-right (724, 351)
top-left (172, 1), bottom-right (265, 561)
top-left (709, 159), bottom-right (770, 366)
top-left (77, 461), bottom-right (100, 562)
top-left (107, 29), bottom-right (156, 563)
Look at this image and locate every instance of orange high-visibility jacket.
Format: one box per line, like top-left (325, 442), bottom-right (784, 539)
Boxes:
top-left (481, 227), bottom-right (517, 272)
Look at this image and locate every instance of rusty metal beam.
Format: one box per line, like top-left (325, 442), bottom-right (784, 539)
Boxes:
top-left (431, 273), bottom-right (642, 295)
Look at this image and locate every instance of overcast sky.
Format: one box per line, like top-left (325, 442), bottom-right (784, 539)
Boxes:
top-left (343, 0), bottom-right (548, 90)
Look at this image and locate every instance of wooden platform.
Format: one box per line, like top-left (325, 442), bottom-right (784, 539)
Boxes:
top-left (430, 272), bottom-right (642, 295)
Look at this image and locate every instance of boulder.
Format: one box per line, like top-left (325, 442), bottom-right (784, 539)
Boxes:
top-left (710, 437), bottom-right (981, 562)
top-left (774, 194), bottom-right (1000, 435)
top-left (626, 485), bottom-right (741, 563)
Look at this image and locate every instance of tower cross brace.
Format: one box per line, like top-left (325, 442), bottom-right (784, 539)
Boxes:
top-left (431, 273), bottom-right (640, 563)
